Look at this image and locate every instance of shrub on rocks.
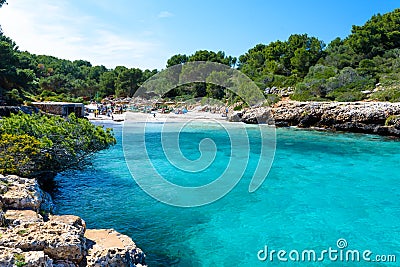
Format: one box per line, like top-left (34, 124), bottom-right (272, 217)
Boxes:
top-left (0, 112), bottom-right (116, 178)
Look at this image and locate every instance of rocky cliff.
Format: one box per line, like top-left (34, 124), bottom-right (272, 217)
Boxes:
top-left (0, 174), bottom-right (147, 267)
top-left (229, 101), bottom-right (400, 137)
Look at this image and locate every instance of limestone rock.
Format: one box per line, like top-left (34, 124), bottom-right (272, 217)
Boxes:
top-left (264, 86), bottom-right (294, 96)
top-left (0, 182), bottom-right (8, 195)
top-left (228, 111), bottom-right (242, 122)
top-left (53, 260), bottom-right (78, 267)
top-left (0, 246), bottom-right (18, 266)
top-left (0, 211), bottom-right (4, 227)
top-left (49, 215), bottom-right (86, 234)
top-left (0, 247), bottom-right (53, 267)
top-left (385, 115), bottom-right (400, 129)
top-left (241, 107), bottom-right (274, 124)
top-left (240, 101), bottom-right (400, 137)
top-left (0, 218), bottom-right (86, 263)
top-left (4, 210), bottom-right (43, 226)
top-left (0, 174), bottom-right (9, 196)
top-left (85, 229), bottom-right (146, 267)
top-left (40, 191), bottom-right (55, 213)
top-left (1, 175), bottom-right (45, 211)
top-left (0, 175), bottom-right (148, 266)
top-left (23, 251), bottom-right (53, 267)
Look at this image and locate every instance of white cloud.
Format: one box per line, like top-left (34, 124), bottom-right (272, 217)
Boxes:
top-left (158, 11), bottom-right (174, 18)
top-left (0, 0), bottom-right (166, 69)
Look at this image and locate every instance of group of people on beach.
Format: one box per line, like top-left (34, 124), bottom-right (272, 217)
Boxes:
top-left (93, 108), bottom-right (114, 120)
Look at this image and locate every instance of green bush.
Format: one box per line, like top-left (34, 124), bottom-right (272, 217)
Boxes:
top-left (333, 91), bottom-right (364, 102)
top-left (385, 115), bottom-right (400, 126)
top-left (233, 104), bottom-right (243, 111)
top-left (14, 253), bottom-right (27, 267)
top-left (0, 134), bottom-right (47, 177)
top-left (290, 91), bottom-right (312, 101)
top-left (0, 113), bottom-right (116, 177)
top-left (291, 84), bottom-right (328, 101)
top-left (370, 88), bottom-right (400, 102)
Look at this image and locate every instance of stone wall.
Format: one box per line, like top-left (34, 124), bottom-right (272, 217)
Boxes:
top-left (31, 102), bottom-right (85, 117)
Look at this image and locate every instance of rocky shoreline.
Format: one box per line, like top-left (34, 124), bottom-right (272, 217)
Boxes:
top-left (0, 174), bottom-right (147, 267)
top-left (230, 101), bottom-right (400, 137)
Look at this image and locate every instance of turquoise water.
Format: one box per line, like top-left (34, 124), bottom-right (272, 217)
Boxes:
top-left (53, 122), bottom-right (400, 266)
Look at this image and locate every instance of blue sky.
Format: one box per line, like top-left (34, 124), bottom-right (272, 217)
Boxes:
top-left (0, 1), bottom-right (398, 70)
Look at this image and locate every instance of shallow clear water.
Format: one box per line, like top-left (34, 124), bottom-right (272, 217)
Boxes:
top-left (53, 122), bottom-right (400, 266)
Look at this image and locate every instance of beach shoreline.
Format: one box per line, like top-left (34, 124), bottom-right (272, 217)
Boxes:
top-left (88, 110), bottom-right (229, 123)
top-left (87, 100), bottom-right (400, 138)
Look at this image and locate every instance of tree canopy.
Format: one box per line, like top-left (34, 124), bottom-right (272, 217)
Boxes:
top-left (0, 42), bottom-right (159, 104)
top-left (1, 7), bottom-right (400, 104)
top-left (0, 112), bottom-right (116, 178)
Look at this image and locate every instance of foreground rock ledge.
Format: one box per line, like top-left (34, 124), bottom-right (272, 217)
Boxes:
top-left (0, 174), bottom-right (147, 267)
top-left (85, 229), bottom-right (146, 267)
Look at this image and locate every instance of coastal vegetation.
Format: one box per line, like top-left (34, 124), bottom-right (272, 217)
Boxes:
top-left (1, 5), bottom-right (400, 104)
top-left (239, 9), bottom-right (400, 102)
top-left (0, 113), bottom-right (116, 178)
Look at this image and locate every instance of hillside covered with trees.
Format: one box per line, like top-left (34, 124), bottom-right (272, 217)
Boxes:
top-left (239, 9), bottom-right (400, 102)
top-left (0, 30), bottom-right (158, 104)
top-left (1, 3), bottom-right (400, 105)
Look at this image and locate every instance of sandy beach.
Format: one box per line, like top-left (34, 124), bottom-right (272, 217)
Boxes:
top-left (86, 112), bottom-right (126, 122)
top-left (127, 110), bottom-right (227, 122)
top-left (88, 110), bottom-right (229, 123)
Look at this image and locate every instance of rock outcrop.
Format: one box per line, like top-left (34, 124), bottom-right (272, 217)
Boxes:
top-left (85, 229), bottom-right (146, 267)
top-left (264, 86), bottom-right (294, 97)
top-left (0, 174), bottom-right (147, 267)
top-left (230, 101), bottom-right (400, 137)
top-left (4, 210), bottom-right (43, 226)
top-left (0, 175), bottom-right (46, 212)
top-left (239, 108), bottom-right (274, 124)
top-left (0, 247), bottom-right (53, 267)
top-left (0, 220), bottom-right (87, 262)
top-left (228, 111), bottom-right (243, 122)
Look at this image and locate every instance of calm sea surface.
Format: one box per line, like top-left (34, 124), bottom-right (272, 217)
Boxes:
top-left (53, 122), bottom-right (400, 266)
